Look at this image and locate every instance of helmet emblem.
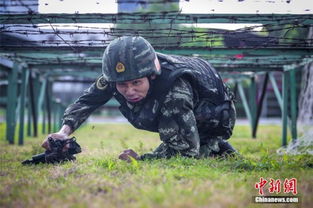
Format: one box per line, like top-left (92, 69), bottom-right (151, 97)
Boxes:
top-left (116, 62), bottom-right (125, 73)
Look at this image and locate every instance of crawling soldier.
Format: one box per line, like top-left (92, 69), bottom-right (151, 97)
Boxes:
top-left (42, 36), bottom-right (237, 161)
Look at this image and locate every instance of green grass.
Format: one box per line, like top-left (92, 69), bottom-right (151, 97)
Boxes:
top-left (0, 124), bottom-right (312, 208)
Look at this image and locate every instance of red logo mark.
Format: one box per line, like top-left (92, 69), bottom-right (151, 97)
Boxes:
top-left (255, 177), bottom-right (268, 195)
top-left (284, 178), bottom-right (297, 195)
top-left (269, 178), bottom-right (281, 194)
top-left (255, 178), bottom-right (298, 195)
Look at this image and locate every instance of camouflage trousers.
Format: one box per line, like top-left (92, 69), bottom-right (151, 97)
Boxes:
top-left (140, 138), bottom-right (236, 160)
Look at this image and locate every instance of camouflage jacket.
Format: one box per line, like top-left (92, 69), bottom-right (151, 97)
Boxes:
top-left (63, 54), bottom-right (236, 159)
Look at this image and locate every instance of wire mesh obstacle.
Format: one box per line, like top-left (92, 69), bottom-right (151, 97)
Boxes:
top-left (1, 12), bottom-right (312, 145)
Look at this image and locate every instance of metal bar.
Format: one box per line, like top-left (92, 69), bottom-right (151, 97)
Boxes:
top-left (284, 57), bottom-right (313, 70)
top-left (37, 79), bottom-right (47, 134)
top-left (289, 68), bottom-right (298, 141)
top-left (249, 75), bottom-right (257, 138)
top-left (0, 57), bottom-right (14, 69)
top-left (269, 72), bottom-right (293, 131)
top-left (58, 104), bottom-right (64, 129)
top-left (15, 57), bottom-right (305, 66)
top-left (28, 73), bottom-right (38, 137)
top-left (34, 76), bottom-right (41, 136)
top-left (1, 46), bottom-right (312, 57)
top-left (253, 72), bottom-right (269, 138)
top-left (38, 79), bottom-right (47, 119)
top-left (2, 52), bottom-right (304, 60)
top-left (237, 81), bottom-right (253, 128)
top-left (1, 13), bottom-right (313, 24)
top-left (27, 97), bottom-right (32, 137)
top-left (18, 68), bottom-right (29, 145)
top-left (54, 79), bottom-right (94, 83)
top-left (52, 102), bottom-right (57, 133)
top-left (42, 96), bottom-right (46, 134)
top-left (30, 63), bottom-right (284, 72)
top-left (6, 62), bottom-right (18, 144)
top-left (44, 71), bottom-right (99, 78)
top-left (269, 72), bottom-right (283, 111)
top-left (31, 64), bottom-right (100, 71)
top-left (5, 55), bottom-right (304, 65)
top-left (46, 81), bottom-right (52, 133)
top-left (282, 71), bottom-right (289, 146)
top-left (15, 92), bottom-right (21, 132)
top-left (233, 82), bottom-right (238, 101)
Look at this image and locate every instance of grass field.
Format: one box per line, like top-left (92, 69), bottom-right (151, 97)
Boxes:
top-left (0, 123), bottom-right (312, 208)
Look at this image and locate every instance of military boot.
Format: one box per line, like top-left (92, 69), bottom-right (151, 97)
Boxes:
top-left (214, 140), bottom-right (237, 157)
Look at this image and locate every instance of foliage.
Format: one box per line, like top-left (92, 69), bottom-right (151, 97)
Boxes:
top-left (114, 0), bottom-right (225, 48)
top-left (115, 0), bottom-right (185, 47)
top-left (180, 27), bottom-right (224, 47)
top-left (0, 124), bottom-right (312, 207)
top-left (262, 24), bottom-right (309, 46)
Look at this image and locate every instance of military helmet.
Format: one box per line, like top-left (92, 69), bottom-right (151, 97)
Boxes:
top-left (102, 36), bottom-right (159, 82)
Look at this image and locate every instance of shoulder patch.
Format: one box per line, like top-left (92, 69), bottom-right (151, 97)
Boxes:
top-left (96, 76), bottom-right (108, 90)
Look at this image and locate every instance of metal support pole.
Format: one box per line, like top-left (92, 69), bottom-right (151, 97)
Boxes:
top-left (34, 76), bottom-right (41, 134)
top-left (269, 72), bottom-right (283, 111)
top-left (27, 96), bottom-right (32, 136)
top-left (29, 72), bottom-right (38, 137)
top-left (58, 103), bottom-right (64, 129)
top-left (233, 82), bottom-right (238, 100)
top-left (18, 67), bottom-right (29, 145)
top-left (282, 71), bottom-right (289, 146)
top-left (61, 106), bottom-right (66, 129)
top-left (38, 79), bottom-right (47, 117)
top-left (237, 81), bottom-right (253, 129)
top-left (46, 81), bottom-right (52, 133)
top-left (6, 62), bottom-right (19, 144)
top-left (249, 75), bottom-right (257, 138)
top-left (42, 97), bottom-right (46, 134)
top-left (38, 79), bottom-right (47, 134)
top-left (253, 72), bottom-right (269, 138)
top-left (289, 68), bottom-right (298, 141)
top-left (52, 101), bottom-right (57, 132)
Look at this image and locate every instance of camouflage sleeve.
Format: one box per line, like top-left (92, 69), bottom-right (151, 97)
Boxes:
top-left (62, 76), bottom-right (113, 132)
top-left (139, 78), bottom-right (200, 160)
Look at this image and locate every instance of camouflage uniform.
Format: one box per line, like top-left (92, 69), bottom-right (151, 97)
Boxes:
top-left (63, 52), bottom-right (236, 160)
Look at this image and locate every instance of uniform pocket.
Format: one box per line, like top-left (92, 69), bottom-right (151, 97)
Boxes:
top-left (195, 100), bottom-right (236, 140)
top-left (218, 101), bottom-right (236, 140)
top-left (194, 99), bottom-right (220, 129)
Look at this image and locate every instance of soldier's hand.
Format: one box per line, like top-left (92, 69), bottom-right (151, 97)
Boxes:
top-left (118, 149), bottom-right (139, 162)
top-left (41, 133), bottom-right (68, 151)
top-left (41, 125), bottom-right (73, 151)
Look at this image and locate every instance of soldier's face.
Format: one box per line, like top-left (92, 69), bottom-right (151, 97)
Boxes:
top-left (116, 77), bottom-right (150, 103)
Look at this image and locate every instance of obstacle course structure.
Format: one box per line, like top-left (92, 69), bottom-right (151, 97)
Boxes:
top-left (1, 11), bottom-right (312, 146)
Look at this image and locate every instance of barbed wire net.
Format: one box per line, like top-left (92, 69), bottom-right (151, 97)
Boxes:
top-left (277, 62), bottom-right (313, 155)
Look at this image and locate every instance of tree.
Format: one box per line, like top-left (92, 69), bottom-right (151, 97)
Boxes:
top-left (114, 0), bottom-right (187, 47)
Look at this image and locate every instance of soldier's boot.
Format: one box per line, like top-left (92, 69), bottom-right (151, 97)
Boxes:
top-left (216, 140), bottom-right (237, 157)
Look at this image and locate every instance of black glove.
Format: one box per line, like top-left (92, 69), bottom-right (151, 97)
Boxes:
top-left (22, 137), bottom-right (81, 165)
